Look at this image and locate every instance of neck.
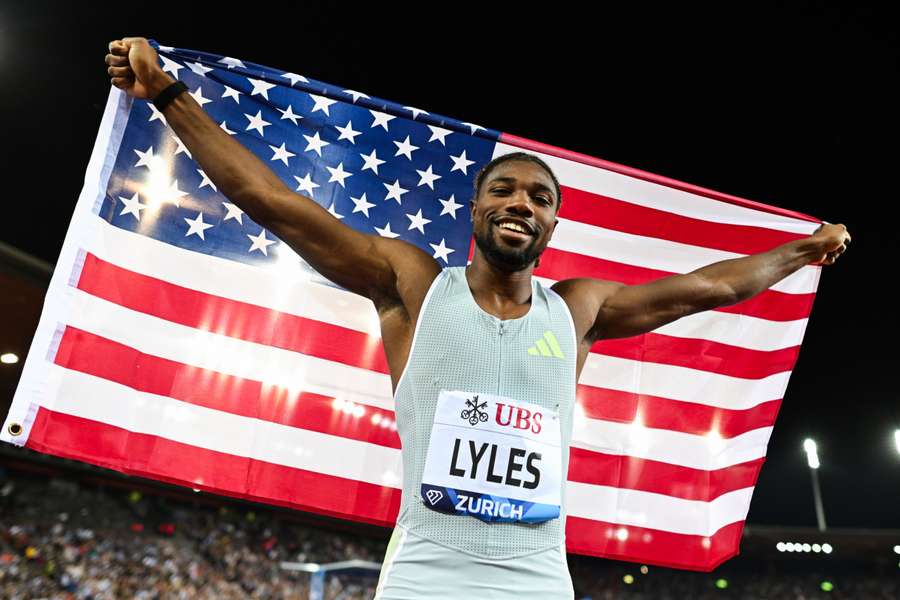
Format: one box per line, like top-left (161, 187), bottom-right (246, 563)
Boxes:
top-left (465, 250), bottom-right (534, 312)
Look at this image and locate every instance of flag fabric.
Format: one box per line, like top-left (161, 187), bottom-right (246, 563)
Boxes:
top-left (1, 39), bottom-right (824, 572)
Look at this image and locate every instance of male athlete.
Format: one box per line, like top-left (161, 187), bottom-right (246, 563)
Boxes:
top-left (105, 38), bottom-right (851, 599)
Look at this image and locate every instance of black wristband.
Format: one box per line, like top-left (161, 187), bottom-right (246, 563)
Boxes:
top-left (153, 80), bottom-right (188, 112)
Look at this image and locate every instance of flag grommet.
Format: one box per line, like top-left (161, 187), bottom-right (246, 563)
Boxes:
top-left (7, 422), bottom-right (23, 437)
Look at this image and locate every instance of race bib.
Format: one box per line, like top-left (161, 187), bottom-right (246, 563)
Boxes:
top-left (420, 389), bottom-right (562, 523)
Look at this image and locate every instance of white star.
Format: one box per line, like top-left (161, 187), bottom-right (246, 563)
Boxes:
top-left (160, 55), bottom-right (183, 79)
top-left (450, 150), bottom-right (475, 174)
top-left (167, 180), bottom-right (189, 208)
top-left (403, 106), bottom-right (429, 119)
top-left (383, 179), bottom-right (409, 204)
top-left (327, 202), bottom-right (344, 220)
top-left (293, 173), bottom-right (320, 197)
top-left (462, 122), bottom-right (485, 135)
top-left (416, 165), bottom-right (441, 190)
top-left (302, 131), bottom-right (330, 156)
top-left (248, 77), bottom-right (276, 100)
top-left (359, 148), bottom-right (385, 175)
top-left (220, 121), bottom-right (236, 135)
top-left (335, 120), bottom-right (361, 144)
top-left (282, 72), bottom-right (308, 86)
top-left (133, 145), bottom-right (155, 169)
top-left (118, 192), bottom-right (146, 221)
top-left (326, 162), bottom-right (352, 188)
top-left (197, 169), bottom-right (217, 192)
top-left (148, 103), bottom-right (167, 125)
top-left (247, 229), bottom-right (277, 255)
top-left (309, 94), bottom-right (338, 116)
top-left (374, 222), bottom-right (400, 238)
top-left (343, 89), bottom-right (369, 103)
top-left (219, 56), bottom-right (246, 70)
top-left (277, 104), bottom-right (302, 125)
top-left (172, 134), bottom-right (192, 158)
top-left (189, 86), bottom-right (212, 107)
top-left (369, 110), bottom-right (395, 131)
top-left (430, 238), bottom-right (455, 263)
top-left (427, 125), bottom-right (452, 145)
top-left (222, 201), bottom-right (244, 224)
top-left (438, 194), bottom-right (463, 219)
top-left (157, 45), bottom-right (175, 53)
top-left (244, 111), bottom-right (271, 136)
top-left (222, 86), bottom-right (242, 103)
top-left (186, 61), bottom-right (213, 76)
top-left (184, 212), bottom-right (214, 240)
top-left (350, 193), bottom-right (376, 218)
top-left (269, 142), bottom-right (296, 166)
top-left (393, 135), bottom-right (420, 160)
top-left (406, 209), bottom-right (432, 234)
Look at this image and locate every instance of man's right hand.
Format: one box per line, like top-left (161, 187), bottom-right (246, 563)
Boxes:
top-left (105, 37), bottom-right (174, 100)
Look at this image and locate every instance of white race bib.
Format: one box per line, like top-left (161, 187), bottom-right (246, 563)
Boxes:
top-left (420, 389), bottom-right (562, 523)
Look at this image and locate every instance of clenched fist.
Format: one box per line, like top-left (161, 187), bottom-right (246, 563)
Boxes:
top-left (809, 223), bottom-right (851, 266)
top-left (105, 37), bottom-right (174, 100)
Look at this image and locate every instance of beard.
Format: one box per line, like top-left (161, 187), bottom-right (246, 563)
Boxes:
top-left (473, 222), bottom-right (544, 272)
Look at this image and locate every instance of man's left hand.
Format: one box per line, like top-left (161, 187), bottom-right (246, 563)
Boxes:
top-left (809, 223), bottom-right (851, 266)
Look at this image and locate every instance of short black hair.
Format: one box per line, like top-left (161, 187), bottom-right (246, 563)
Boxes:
top-left (472, 152), bottom-right (562, 212)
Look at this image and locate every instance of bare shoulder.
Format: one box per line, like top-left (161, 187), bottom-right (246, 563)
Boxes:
top-left (371, 236), bottom-right (442, 320)
top-left (550, 277), bottom-right (624, 343)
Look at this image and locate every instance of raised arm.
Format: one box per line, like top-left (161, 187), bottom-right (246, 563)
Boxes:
top-left (105, 37), bottom-right (439, 305)
top-left (554, 223), bottom-right (851, 342)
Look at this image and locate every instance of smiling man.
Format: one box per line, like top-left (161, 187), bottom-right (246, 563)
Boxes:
top-left (106, 37), bottom-right (851, 600)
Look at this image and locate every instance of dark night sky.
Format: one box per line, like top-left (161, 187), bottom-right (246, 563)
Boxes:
top-left (0, 1), bottom-right (897, 529)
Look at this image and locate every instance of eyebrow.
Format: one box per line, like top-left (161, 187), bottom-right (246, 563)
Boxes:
top-left (487, 176), bottom-right (555, 198)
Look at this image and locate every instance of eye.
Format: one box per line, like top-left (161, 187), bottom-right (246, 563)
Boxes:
top-left (536, 195), bottom-right (551, 205)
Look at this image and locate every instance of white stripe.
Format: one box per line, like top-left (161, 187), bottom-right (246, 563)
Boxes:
top-left (66, 287), bottom-right (395, 410)
top-left (89, 216), bottom-right (809, 353)
top-left (551, 217), bottom-right (819, 295)
top-left (88, 215), bottom-right (383, 338)
top-left (566, 482), bottom-right (753, 537)
top-left (536, 275), bottom-right (808, 351)
top-left (42, 362), bottom-right (754, 538)
top-left (493, 142), bottom-right (820, 235)
top-left (571, 417), bottom-right (773, 470)
top-left (42, 363), bottom-right (404, 488)
top-left (62, 289), bottom-right (782, 468)
top-left (578, 352), bottom-right (790, 410)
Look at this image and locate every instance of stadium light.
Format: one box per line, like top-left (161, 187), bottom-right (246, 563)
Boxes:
top-left (804, 438), bottom-right (827, 531)
top-left (822, 543), bottom-right (833, 554)
top-left (894, 545), bottom-right (900, 555)
top-left (895, 430), bottom-right (900, 455)
top-left (0, 353), bottom-right (18, 364)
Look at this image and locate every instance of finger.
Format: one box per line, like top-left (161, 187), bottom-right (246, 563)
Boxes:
top-left (105, 53), bottom-right (129, 67)
top-left (109, 40), bottom-right (128, 56)
top-left (111, 76), bottom-right (134, 89)
top-left (108, 65), bottom-right (134, 78)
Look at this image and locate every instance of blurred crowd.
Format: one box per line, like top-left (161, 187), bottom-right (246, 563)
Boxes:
top-left (0, 469), bottom-right (897, 599)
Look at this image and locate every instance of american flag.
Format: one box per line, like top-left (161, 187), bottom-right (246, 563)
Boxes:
top-left (1, 39), bottom-right (824, 572)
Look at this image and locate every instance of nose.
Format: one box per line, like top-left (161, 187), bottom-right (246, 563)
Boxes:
top-left (505, 189), bottom-right (534, 216)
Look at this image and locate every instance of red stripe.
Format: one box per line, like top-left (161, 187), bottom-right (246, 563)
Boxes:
top-left (568, 447), bottom-right (765, 502)
top-left (76, 252), bottom-right (390, 373)
top-left (499, 132), bottom-right (821, 224)
top-left (558, 185), bottom-right (809, 256)
top-left (25, 408), bottom-right (401, 527)
top-left (536, 246), bottom-right (815, 322)
top-left (594, 333), bottom-right (800, 380)
top-left (564, 516), bottom-right (746, 572)
top-left (53, 326), bottom-right (401, 449)
top-left (576, 384), bottom-right (782, 439)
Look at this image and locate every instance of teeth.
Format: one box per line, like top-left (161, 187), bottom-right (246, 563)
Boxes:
top-left (498, 222), bottom-right (528, 234)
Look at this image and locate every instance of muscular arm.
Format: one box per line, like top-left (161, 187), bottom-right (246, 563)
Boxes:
top-left (106, 37), bottom-right (438, 304)
top-left (554, 224), bottom-right (850, 342)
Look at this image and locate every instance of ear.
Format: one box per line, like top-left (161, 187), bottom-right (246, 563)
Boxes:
top-left (470, 199), bottom-right (477, 221)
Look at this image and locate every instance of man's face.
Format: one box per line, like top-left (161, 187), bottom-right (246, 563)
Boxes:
top-left (470, 160), bottom-right (559, 272)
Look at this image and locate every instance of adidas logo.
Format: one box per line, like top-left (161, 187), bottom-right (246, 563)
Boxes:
top-left (527, 330), bottom-right (564, 358)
